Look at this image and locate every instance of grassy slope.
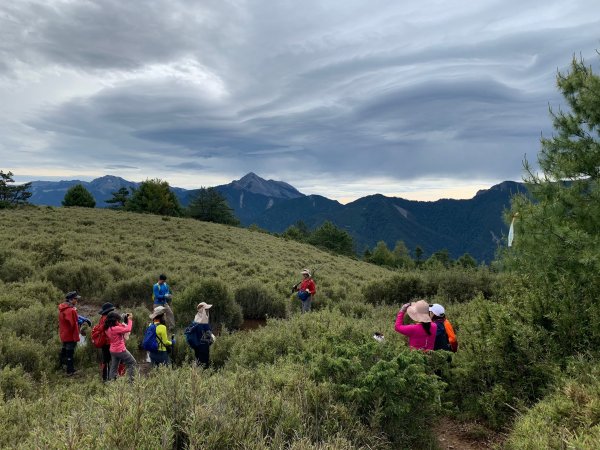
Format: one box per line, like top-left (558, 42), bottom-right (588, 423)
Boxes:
top-left (0, 206), bottom-right (393, 304)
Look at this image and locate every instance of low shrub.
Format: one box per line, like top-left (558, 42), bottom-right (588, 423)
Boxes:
top-left (174, 279), bottom-right (242, 330)
top-left (45, 261), bottom-right (112, 298)
top-left (0, 365), bottom-right (35, 401)
top-left (424, 268), bottom-right (495, 303)
top-left (505, 360), bottom-right (600, 450)
top-left (0, 256), bottom-right (34, 282)
top-left (0, 333), bottom-right (53, 380)
top-left (104, 275), bottom-right (154, 308)
top-left (362, 272), bottom-right (426, 306)
top-left (0, 302), bottom-right (57, 343)
top-left (234, 282), bottom-right (288, 319)
top-left (0, 280), bottom-right (62, 312)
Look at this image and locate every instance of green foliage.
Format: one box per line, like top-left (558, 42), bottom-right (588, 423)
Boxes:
top-left (363, 272), bottom-right (426, 306)
top-left (0, 255), bottom-right (34, 282)
top-left (307, 221), bottom-right (354, 256)
top-left (456, 252), bottom-right (477, 268)
top-left (62, 184), bottom-right (96, 208)
top-left (104, 275), bottom-right (154, 308)
top-left (0, 170), bottom-right (32, 208)
top-left (0, 303), bottom-right (57, 343)
top-left (0, 280), bottom-right (62, 312)
top-left (187, 187), bottom-right (239, 225)
top-left (174, 279), bottom-right (243, 329)
top-left (104, 187), bottom-right (130, 209)
top-left (125, 178), bottom-right (182, 216)
top-left (505, 360), bottom-right (600, 449)
top-left (234, 282), bottom-right (288, 319)
top-left (0, 366), bottom-right (34, 401)
top-left (0, 333), bottom-right (53, 380)
top-left (45, 261), bottom-right (111, 299)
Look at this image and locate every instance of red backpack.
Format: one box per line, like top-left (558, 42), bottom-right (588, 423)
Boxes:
top-left (91, 316), bottom-right (108, 348)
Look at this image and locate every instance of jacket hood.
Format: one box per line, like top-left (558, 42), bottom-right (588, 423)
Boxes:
top-left (58, 302), bottom-right (74, 312)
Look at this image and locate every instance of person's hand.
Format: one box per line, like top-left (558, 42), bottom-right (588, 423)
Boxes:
top-left (305, 289), bottom-right (310, 293)
top-left (127, 313), bottom-right (133, 320)
top-left (84, 319), bottom-right (92, 327)
top-left (400, 303), bottom-right (410, 312)
top-left (171, 338), bottom-right (176, 345)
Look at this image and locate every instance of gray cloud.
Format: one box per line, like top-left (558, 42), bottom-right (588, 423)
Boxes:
top-left (1, 0), bottom-right (599, 198)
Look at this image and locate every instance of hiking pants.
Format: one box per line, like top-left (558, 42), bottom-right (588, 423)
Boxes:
top-left (301, 298), bottom-right (312, 313)
top-left (101, 345), bottom-right (111, 381)
top-left (109, 350), bottom-right (137, 382)
top-left (59, 341), bottom-right (77, 374)
top-left (149, 350), bottom-right (170, 367)
top-left (194, 345), bottom-right (210, 369)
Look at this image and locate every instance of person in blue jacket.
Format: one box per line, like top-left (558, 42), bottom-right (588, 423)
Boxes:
top-left (153, 274), bottom-right (175, 327)
top-left (187, 302), bottom-right (215, 369)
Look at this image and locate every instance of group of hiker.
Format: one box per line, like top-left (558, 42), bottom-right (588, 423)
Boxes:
top-left (57, 274), bottom-right (215, 380)
top-left (58, 268), bottom-right (457, 380)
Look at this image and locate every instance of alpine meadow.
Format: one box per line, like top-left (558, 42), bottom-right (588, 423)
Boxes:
top-left (1, 57), bottom-right (600, 450)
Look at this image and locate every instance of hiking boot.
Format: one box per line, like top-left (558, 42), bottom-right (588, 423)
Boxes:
top-left (66, 370), bottom-right (78, 377)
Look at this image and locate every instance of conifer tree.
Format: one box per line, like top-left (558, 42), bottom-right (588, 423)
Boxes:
top-left (187, 187), bottom-right (239, 225)
top-left (0, 170), bottom-right (32, 208)
top-left (62, 184), bottom-right (95, 208)
top-left (125, 179), bottom-right (182, 216)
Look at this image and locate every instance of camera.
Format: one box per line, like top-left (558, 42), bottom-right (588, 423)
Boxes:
top-left (122, 313), bottom-right (130, 324)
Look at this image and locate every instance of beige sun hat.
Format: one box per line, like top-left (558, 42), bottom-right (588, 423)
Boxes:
top-left (406, 300), bottom-right (432, 323)
top-left (149, 306), bottom-right (168, 320)
top-left (301, 268), bottom-right (311, 276)
top-left (197, 302), bottom-right (213, 310)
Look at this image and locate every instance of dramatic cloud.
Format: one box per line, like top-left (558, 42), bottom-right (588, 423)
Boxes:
top-left (1, 0), bottom-right (599, 200)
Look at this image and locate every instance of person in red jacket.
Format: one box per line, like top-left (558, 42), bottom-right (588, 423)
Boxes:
top-left (58, 291), bottom-right (81, 376)
top-left (293, 268), bottom-right (317, 313)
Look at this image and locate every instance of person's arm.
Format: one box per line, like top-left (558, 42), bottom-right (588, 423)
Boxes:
top-left (156, 324), bottom-right (172, 347)
top-left (308, 280), bottom-right (316, 295)
top-left (114, 321), bottom-right (133, 335)
top-left (395, 304), bottom-right (416, 336)
top-left (70, 309), bottom-right (80, 341)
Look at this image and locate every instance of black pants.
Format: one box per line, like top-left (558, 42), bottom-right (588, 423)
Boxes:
top-left (59, 341), bottom-right (77, 374)
top-left (101, 345), bottom-right (111, 381)
top-left (194, 345), bottom-right (210, 369)
top-left (149, 350), bottom-right (170, 367)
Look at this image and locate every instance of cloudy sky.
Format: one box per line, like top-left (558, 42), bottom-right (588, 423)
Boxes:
top-left (1, 0), bottom-right (598, 202)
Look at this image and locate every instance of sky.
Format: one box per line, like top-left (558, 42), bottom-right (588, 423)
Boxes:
top-left (1, 0), bottom-right (599, 202)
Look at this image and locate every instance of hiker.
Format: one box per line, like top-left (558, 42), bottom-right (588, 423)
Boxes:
top-left (58, 291), bottom-right (82, 376)
top-left (148, 306), bottom-right (173, 367)
top-left (153, 274), bottom-right (175, 328)
top-left (185, 302), bottom-right (215, 369)
top-left (92, 302), bottom-right (116, 381)
top-left (429, 303), bottom-right (458, 352)
top-left (394, 300), bottom-right (437, 351)
top-left (105, 311), bottom-right (137, 382)
top-left (292, 268), bottom-right (316, 313)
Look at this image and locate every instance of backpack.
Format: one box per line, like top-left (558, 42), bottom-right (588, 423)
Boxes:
top-left (185, 322), bottom-right (212, 348)
top-left (433, 320), bottom-right (452, 352)
top-left (91, 321), bottom-right (108, 348)
top-left (297, 290), bottom-right (311, 301)
top-left (141, 323), bottom-right (164, 352)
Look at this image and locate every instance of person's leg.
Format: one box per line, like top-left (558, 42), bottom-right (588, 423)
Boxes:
top-left (108, 352), bottom-right (120, 380)
top-left (301, 298), bottom-right (311, 313)
top-left (102, 345), bottom-right (111, 381)
top-left (59, 343), bottom-right (67, 369)
top-left (120, 350), bottom-right (137, 382)
top-left (197, 346), bottom-right (210, 369)
top-left (164, 303), bottom-right (175, 328)
top-left (65, 342), bottom-right (76, 374)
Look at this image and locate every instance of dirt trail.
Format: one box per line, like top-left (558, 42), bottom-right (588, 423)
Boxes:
top-left (434, 417), bottom-right (503, 450)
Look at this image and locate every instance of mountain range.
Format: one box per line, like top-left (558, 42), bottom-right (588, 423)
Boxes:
top-left (27, 172), bottom-right (526, 262)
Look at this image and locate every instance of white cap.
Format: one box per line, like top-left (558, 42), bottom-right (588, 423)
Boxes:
top-left (429, 303), bottom-right (445, 316)
top-left (301, 269), bottom-right (311, 276)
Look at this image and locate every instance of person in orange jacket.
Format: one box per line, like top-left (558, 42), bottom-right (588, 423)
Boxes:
top-left (429, 303), bottom-right (458, 352)
top-left (58, 291), bottom-right (81, 376)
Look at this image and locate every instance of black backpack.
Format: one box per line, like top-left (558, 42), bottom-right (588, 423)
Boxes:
top-left (433, 320), bottom-right (452, 352)
top-left (184, 322), bottom-right (212, 348)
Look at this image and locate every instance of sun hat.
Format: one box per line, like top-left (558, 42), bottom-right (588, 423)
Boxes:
top-left (406, 300), bottom-right (432, 323)
top-left (98, 302), bottom-right (115, 315)
top-left (301, 269), bottom-right (311, 276)
top-left (149, 306), bottom-right (168, 320)
top-left (197, 302), bottom-right (213, 310)
top-left (429, 303), bottom-right (445, 317)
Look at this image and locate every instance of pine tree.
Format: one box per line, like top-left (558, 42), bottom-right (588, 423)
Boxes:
top-left (307, 221), bottom-right (354, 256)
top-left (187, 187), bottom-right (239, 225)
top-left (105, 187), bottom-right (130, 209)
top-left (505, 56), bottom-right (600, 354)
top-left (125, 179), bottom-right (182, 216)
top-left (0, 170), bottom-right (32, 208)
top-left (62, 184), bottom-right (96, 208)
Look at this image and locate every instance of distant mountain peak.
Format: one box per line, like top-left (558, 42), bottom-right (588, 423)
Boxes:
top-left (229, 172), bottom-right (304, 199)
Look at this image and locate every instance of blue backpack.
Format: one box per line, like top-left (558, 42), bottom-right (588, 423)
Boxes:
top-left (297, 290), bottom-right (311, 301)
top-left (141, 323), bottom-right (163, 352)
top-left (185, 322), bottom-right (212, 348)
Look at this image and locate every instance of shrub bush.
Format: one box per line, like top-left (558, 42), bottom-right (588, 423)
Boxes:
top-left (234, 282), bottom-right (288, 319)
top-left (104, 276), bottom-right (154, 308)
top-left (0, 365), bottom-right (34, 401)
top-left (362, 272), bottom-right (426, 306)
top-left (0, 280), bottom-right (62, 312)
top-left (173, 279), bottom-right (242, 330)
top-left (45, 261), bottom-right (112, 298)
top-left (424, 268), bottom-right (495, 303)
top-left (0, 256), bottom-right (34, 282)
top-left (0, 333), bottom-right (53, 380)
top-left (0, 303), bottom-right (57, 343)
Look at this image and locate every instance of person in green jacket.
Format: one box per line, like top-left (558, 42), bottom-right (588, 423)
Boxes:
top-left (148, 306), bottom-right (173, 367)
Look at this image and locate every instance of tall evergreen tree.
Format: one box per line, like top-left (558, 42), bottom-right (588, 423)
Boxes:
top-left (307, 221), bottom-right (354, 256)
top-left (505, 56), bottom-right (600, 354)
top-left (125, 179), bottom-right (182, 216)
top-left (187, 187), bottom-right (239, 225)
top-left (62, 184), bottom-right (96, 208)
top-left (0, 170), bottom-right (32, 208)
top-left (105, 187), bottom-right (130, 209)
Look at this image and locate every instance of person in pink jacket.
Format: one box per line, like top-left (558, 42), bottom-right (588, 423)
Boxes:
top-left (395, 300), bottom-right (437, 351)
top-left (104, 311), bottom-right (137, 382)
